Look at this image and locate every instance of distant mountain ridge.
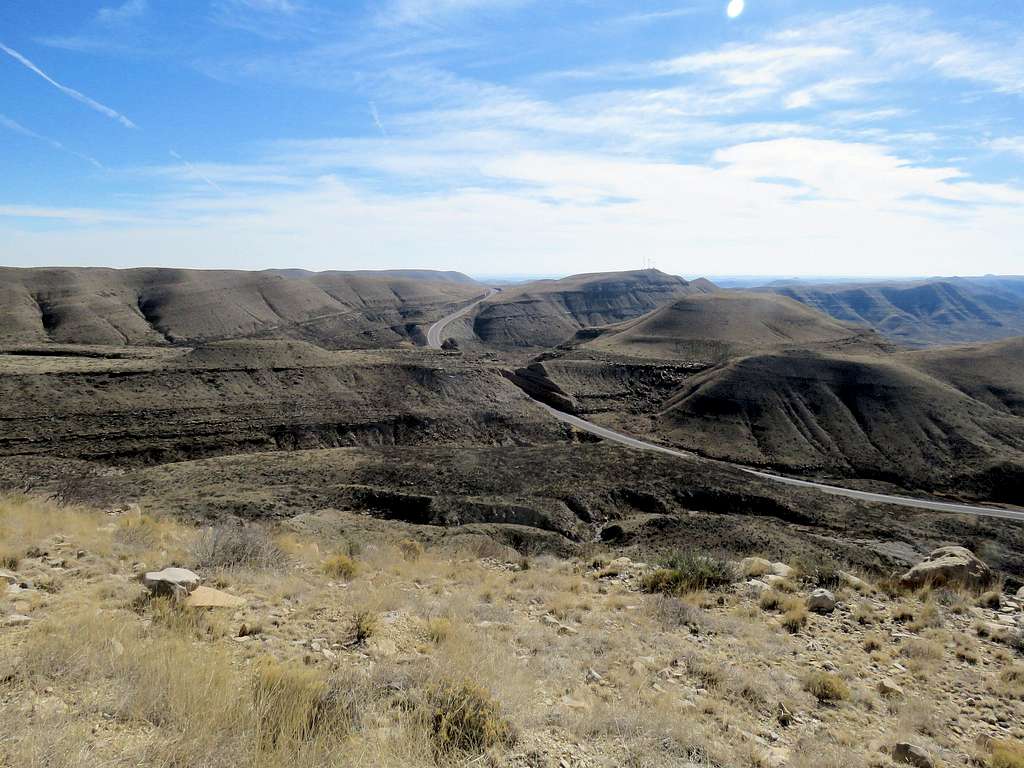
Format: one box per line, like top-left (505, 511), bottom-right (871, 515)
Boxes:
top-left (763, 276), bottom-right (1024, 347)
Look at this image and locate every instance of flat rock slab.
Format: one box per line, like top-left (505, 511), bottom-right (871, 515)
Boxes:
top-left (183, 586), bottom-right (245, 609)
top-left (142, 567), bottom-right (202, 597)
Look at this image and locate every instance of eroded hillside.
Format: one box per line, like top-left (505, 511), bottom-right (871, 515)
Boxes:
top-left (0, 267), bottom-right (485, 348)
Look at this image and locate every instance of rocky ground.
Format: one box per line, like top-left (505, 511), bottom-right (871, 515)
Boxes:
top-left (2, 495), bottom-right (1023, 768)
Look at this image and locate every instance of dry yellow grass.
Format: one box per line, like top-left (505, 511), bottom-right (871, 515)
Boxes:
top-left (2, 493), bottom-right (1023, 768)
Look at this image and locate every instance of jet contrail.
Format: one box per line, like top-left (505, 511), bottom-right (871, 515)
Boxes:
top-left (0, 112), bottom-right (104, 168)
top-left (169, 149), bottom-right (226, 195)
top-left (1, 42), bottom-right (136, 129)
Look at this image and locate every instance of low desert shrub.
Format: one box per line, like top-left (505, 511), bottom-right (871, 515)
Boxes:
top-left (909, 601), bottom-right (943, 631)
top-left (398, 538), bottom-right (424, 561)
top-left (649, 594), bottom-right (706, 631)
top-left (781, 597), bottom-right (807, 633)
top-left (852, 601), bottom-right (878, 625)
top-left (192, 524), bottom-right (285, 570)
top-left (803, 671), bottom-right (849, 704)
top-left (901, 637), bottom-right (943, 661)
top-left (252, 659), bottom-right (348, 748)
top-left (990, 740), bottom-right (1024, 768)
top-left (794, 553), bottom-right (843, 590)
top-left (978, 590), bottom-right (1003, 609)
top-left (351, 609), bottom-right (377, 645)
top-left (759, 590), bottom-right (783, 611)
top-left (426, 617), bottom-right (453, 644)
top-left (423, 680), bottom-right (516, 756)
top-left (0, 545), bottom-right (20, 570)
top-left (641, 552), bottom-right (737, 595)
top-left (322, 553), bottom-right (357, 580)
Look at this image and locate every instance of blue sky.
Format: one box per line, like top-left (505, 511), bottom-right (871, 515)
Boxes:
top-left (1, 0), bottom-right (1022, 276)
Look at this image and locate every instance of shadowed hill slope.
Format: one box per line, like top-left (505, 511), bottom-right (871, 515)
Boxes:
top-left (0, 267), bottom-right (484, 349)
top-left (471, 269), bottom-right (715, 348)
top-left (654, 346), bottom-right (1024, 502)
top-left (584, 292), bottom-right (888, 362)
top-left (766, 277), bottom-right (1024, 347)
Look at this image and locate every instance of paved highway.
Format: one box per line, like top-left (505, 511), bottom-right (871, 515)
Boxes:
top-left (538, 401), bottom-right (1024, 523)
top-left (426, 290), bottom-right (496, 349)
top-left (428, 300), bottom-right (1024, 523)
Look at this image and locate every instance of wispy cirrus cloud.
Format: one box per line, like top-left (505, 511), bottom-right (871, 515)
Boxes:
top-left (378, 0), bottom-right (531, 26)
top-left (0, 113), bottom-right (104, 168)
top-left (0, 43), bottom-right (136, 128)
top-left (97, 0), bottom-right (148, 25)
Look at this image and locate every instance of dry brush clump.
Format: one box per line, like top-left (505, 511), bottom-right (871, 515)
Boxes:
top-left (192, 523), bottom-right (287, 571)
top-left (803, 671), bottom-right (849, 704)
top-left (641, 552), bottom-right (738, 595)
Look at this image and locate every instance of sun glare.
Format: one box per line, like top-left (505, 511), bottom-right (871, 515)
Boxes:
top-left (727, 0), bottom-right (745, 19)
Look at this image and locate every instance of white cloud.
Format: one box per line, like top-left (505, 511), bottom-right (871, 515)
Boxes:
top-left (990, 137), bottom-right (1024, 158)
top-left (378, 0), bottom-right (530, 26)
top-left (656, 44), bottom-right (850, 86)
top-left (97, 0), bottom-right (148, 24)
top-left (0, 43), bottom-right (137, 128)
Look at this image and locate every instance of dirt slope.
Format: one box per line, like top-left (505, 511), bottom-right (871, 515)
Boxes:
top-left (0, 267), bottom-right (483, 348)
top-left (0, 341), bottom-right (562, 465)
top-left (471, 269), bottom-right (714, 348)
top-left (767, 278), bottom-right (1024, 347)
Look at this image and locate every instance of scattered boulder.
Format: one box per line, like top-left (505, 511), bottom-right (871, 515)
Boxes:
top-left (771, 563), bottom-right (796, 579)
top-left (183, 585), bottom-right (245, 609)
top-left (1016, 585), bottom-right (1024, 600)
top-left (2, 614), bottom-right (31, 628)
top-left (807, 589), bottom-right (836, 614)
top-left (893, 742), bottom-right (933, 768)
top-left (744, 579), bottom-right (769, 596)
top-left (0, 569), bottom-right (18, 585)
top-left (839, 571), bottom-right (872, 592)
top-left (739, 557), bottom-right (772, 577)
top-left (141, 567), bottom-right (202, 598)
top-left (898, 547), bottom-right (991, 590)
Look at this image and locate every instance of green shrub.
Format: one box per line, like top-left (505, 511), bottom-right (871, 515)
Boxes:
top-left (640, 552), bottom-right (737, 595)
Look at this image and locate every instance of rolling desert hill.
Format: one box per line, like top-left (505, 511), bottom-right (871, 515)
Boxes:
top-left (0, 267), bottom-right (485, 349)
top-left (467, 269), bottom-right (715, 348)
top-left (509, 291), bottom-right (1024, 503)
top-left (583, 292), bottom-right (889, 362)
top-left (656, 348), bottom-right (1024, 501)
top-left (765, 277), bottom-right (1024, 347)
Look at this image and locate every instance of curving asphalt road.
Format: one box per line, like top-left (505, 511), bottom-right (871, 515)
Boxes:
top-left (428, 306), bottom-right (1024, 523)
top-left (426, 290), bottom-right (496, 349)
